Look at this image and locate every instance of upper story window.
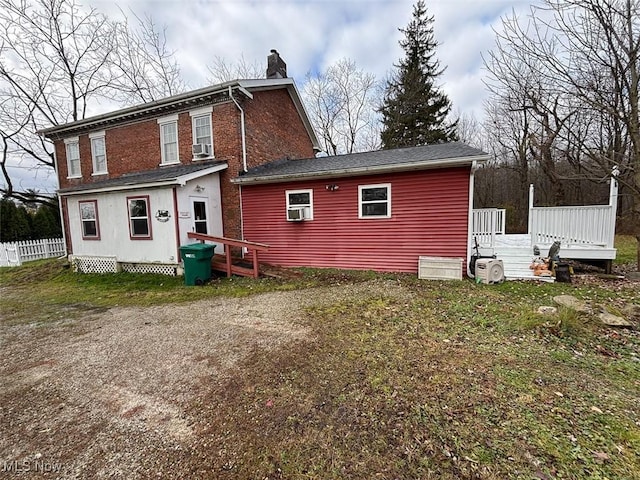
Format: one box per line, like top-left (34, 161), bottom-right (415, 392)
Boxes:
top-left (127, 196), bottom-right (152, 239)
top-left (64, 137), bottom-right (81, 178)
top-left (89, 131), bottom-right (107, 175)
top-left (157, 114), bottom-right (179, 165)
top-left (286, 189), bottom-right (313, 221)
top-left (359, 184), bottom-right (391, 219)
top-left (79, 200), bottom-right (100, 240)
top-left (190, 106), bottom-right (214, 159)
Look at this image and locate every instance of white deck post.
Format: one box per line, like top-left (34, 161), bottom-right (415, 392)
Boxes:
top-left (607, 167), bottom-right (619, 249)
top-left (528, 183), bottom-right (534, 240)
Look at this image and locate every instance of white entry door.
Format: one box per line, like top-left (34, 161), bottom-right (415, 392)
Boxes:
top-left (191, 197), bottom-right (209, 234)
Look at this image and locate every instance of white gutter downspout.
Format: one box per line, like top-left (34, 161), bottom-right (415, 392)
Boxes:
top-left (229, 86), bottom-right (247, 246)
top-left (228, 86), bottom-right (248, 173)
top-left (467, 161), bottom-right (478, 278)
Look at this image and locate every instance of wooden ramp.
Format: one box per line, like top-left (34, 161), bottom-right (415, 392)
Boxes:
top-left (187, 232), bottom-right (269, 279)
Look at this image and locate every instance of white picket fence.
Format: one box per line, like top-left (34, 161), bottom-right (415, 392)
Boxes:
top-left (0, 238), bottom-right (66, 267)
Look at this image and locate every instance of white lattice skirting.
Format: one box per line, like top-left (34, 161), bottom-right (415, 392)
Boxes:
top-left (71, 255), bottom-right (119, 274)
top-left (70, 256), bottom-right (179, 276)
top-left (120, 263), bottom-right (178, 276)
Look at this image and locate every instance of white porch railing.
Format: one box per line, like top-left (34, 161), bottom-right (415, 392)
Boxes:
top-left (473, 168), bottom-right (618, 250)
top-left (0, 238), bottom-right (66, 267)
top-left (529, 205), bottom-right (614, 246)
top-left (528, 168), bottom-right (618, 249)
top-left (472, 208), bottom-right (506, 246)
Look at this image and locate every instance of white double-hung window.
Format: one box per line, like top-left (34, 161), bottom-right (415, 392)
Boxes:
top-left (89, 131), bottom-right (107, 175)
top-left (127, 196), bottom-right (152, 239)
top-left (286, 189), bottom-right (313, 221)
top-left (190, 106), bottom-right (214, 159)
top-left (157, 114), bottom-right (179, 165)
top-left (79, 200), bottom-right (100, 240)
top-left (64, 137), bottom-right (81, 178)
top-left (359, 184), bottom-right (391, 219)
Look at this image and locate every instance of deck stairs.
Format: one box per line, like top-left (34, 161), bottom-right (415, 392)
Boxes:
top-left (493, 246), bottom-right (547, 281)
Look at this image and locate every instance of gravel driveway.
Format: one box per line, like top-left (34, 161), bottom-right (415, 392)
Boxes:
top-left (0, 289), bottom-right (320, 478)
top-left (1, 282), bottom-right (400, 478)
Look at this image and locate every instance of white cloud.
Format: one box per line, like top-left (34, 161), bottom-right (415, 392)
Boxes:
top-left (4, 0), bottom-right (535, 193)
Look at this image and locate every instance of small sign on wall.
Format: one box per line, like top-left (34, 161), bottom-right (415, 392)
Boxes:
top-left (179, 211), bottom-right (191, 218)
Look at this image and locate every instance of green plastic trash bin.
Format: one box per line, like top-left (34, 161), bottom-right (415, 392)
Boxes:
top-left (180, 243), bottom-right (215, 286)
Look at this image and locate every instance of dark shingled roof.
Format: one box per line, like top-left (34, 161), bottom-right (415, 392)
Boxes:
top-left (234, 142), bottom-right (488, 184)
top-left (58, 160), bottom-right (226, 194)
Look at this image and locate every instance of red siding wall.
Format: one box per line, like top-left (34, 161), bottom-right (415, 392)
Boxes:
top-left (241, 167), bottom-right (471, 273)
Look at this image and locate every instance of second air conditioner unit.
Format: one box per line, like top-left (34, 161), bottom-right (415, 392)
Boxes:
top-left (192, 143), bottom-right (211, 157)
top-left (475, 258), bottom-right (505, 284)
top-left (287, 207), bottom-right (305, 221)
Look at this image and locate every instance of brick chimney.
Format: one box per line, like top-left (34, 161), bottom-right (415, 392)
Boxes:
top-left (266, 49), bottom-right (287, 79)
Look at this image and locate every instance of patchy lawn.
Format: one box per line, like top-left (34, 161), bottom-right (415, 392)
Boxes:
top-left (0, 257), bottom-right (638, 479)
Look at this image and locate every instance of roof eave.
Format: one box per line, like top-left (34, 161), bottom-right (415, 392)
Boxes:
top-left (38, 79), bottom-right (297, 138)
top-left (232, 155), bottom-right (490, 185)
top-left (59, 163), bottom-right (228, 196)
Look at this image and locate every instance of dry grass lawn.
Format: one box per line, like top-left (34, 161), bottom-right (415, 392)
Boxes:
top-left (0, 260), bottom-right (638, 479)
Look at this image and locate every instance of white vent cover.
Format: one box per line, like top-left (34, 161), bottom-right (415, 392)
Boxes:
top-left (475, 258), bottom-right (505, 284)
top-left (418, 256), bottom-right (463, 280)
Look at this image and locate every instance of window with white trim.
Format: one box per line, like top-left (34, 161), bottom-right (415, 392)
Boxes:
top-left (359, 184), bottom-right (391, 219)
top-left (190, 107), bottom-right (214, 159)
top-left (90, 132), bottom-right (107, 174)
top-left (64, 138), bottom-right (81, 178)
top-left (158, 115), bottom-right (179, 165)
top-left (286, 189), bottom-right (313, 221)
top-left (127, 196), bottom-right (152, 239)
top-left (79, 200), bottom-right (100, 239)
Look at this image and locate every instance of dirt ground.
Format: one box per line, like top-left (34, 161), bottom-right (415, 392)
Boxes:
top-left (0, 282), bottom-right (397, 479)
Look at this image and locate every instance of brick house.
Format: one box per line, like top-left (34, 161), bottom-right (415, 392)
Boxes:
top-left (40, 51), bottom-right (320, 274)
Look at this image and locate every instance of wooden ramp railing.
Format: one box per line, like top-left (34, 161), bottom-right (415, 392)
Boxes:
top-left (187, 232), bottom-right (269, 279)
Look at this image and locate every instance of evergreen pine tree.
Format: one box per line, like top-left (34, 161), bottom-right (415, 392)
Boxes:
top-left (0, 198), bottom-right (31, 242)
top-left (380, 0), bottom-right (457, 148)
top-left (32, 205), bottom-right (61, 239)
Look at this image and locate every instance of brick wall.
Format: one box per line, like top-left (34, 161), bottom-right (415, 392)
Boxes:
top-left (54, 87), bottom-right (315, 246)
top-left (219, 89), bottom-right (316, 240)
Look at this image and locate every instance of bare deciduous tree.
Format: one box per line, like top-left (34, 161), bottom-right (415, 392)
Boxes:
top-left (0, 0), bottom-right (184, 206)
top-left (303, 58), bottom-right (381, 155)
top-left (110, 11), bottom-right (185, 104)
top-left (483, 0), bottom-right (640, 268)
top-left (206, 55), bottom-right (263, 84)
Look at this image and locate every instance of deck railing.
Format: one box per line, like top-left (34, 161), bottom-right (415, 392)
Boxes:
top-left (529, 205), bottom-right (615, 247)
top-left (527, 168), bottom-right (618, 249)
top-left (472, 208), bottom-right (506, 246)
top-left (473, 168), bottom-right (618, 250)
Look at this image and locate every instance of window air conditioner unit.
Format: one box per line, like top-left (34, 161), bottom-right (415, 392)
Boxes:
top-left (192, 143), bottom-right (211, 156)
top-left (475, 258), bottom-right (505, 284)
top-left (287, 207), bottom-right (305, 221)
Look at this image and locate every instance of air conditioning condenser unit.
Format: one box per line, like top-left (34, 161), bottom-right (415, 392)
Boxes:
top-left (475, 258), bottom-right (505, 284)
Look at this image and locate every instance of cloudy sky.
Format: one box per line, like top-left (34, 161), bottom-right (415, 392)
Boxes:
top-left (9, 0), bottom-right (534, 194)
